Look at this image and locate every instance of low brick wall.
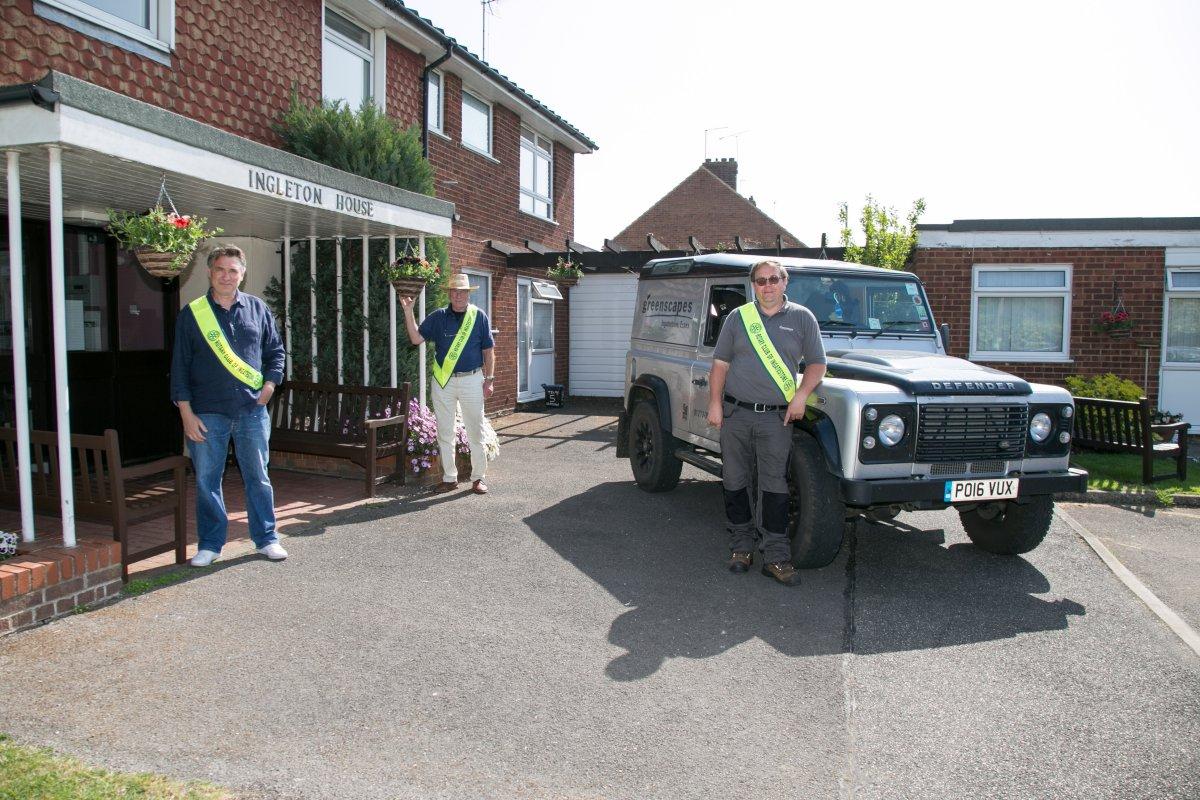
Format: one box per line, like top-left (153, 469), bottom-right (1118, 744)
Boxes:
top-left (0, 536), bottom-right (123, 637)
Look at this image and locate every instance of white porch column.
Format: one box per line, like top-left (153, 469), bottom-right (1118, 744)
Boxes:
top-left (418, 234), bottom-right (427, 407)
top-left (282, 235), bottom-right (292, 380)
top-left (309, 237), bottom-right (317, 382)
top-left (335, 237), bottom-right (343, 384)
top-left (5, 151), bottom-right (35, 542)
top-left (388, 235), bottom-right (397, 388)
top-left (362, 234), bottom-right (369, 386)
top-left (46, 145), bottom-right (75, 547)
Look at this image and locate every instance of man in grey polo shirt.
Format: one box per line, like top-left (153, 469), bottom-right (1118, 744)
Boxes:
top-left (706, 260), bottom-right (827, 586)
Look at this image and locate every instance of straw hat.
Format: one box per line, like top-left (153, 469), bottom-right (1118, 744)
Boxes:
top-left (447, 272), bottom-right (472, 290)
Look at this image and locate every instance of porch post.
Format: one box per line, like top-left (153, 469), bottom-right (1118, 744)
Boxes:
top-left (46, 145), bottom-right (76, 547)
top-left (388, 234), bottom-right (396, 388)
top-left (335, 237), bottom-right (343, 384)
top-left (282, 235), bottom-right (292, 380)
top-left (309, 237), bottom-right (317, 382)
top-left (361, 234), bottom-right (369, 386)
top-left (418, 234), bottom-right (427, 407)
top-left (5, 151), bottom-right (35, 542)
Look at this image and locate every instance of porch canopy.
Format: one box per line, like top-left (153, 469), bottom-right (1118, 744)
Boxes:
top-left (1, 71), bottom-right (454, 547)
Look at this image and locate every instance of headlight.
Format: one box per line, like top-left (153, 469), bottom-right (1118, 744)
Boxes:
top-left (878, 414), bottom-right (905, 446)
top-left (1030, 412), bottom-right (1052, 442)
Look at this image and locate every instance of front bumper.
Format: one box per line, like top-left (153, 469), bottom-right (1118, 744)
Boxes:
top-left (840, 468), bottom-right (1089, 508)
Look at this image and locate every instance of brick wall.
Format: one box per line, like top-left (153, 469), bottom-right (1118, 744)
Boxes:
top-left (1, 0), bottom-right (322, 146)
top-left (912, 247), bottom-right (1166, 402)
top-left (0, 537), bottom-right (123, 636)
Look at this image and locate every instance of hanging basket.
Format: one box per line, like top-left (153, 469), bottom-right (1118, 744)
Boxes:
top-left (553, 275), bottom-right (579, 287)
top-left (1105, 327), bottom-right (1133, 339)
top-left (389, 278), bottom-right (429, 301)
top-left (134, 247), bottom-right (186, 278)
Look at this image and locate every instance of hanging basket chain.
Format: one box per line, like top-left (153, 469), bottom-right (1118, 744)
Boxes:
top-left (1111, 280), bottom-right (1127, 316)
top-left (155, 174), bottom-right (179, 216)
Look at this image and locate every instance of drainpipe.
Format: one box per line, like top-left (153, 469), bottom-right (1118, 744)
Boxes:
top-left (422, 45), bottom-right (454, 159)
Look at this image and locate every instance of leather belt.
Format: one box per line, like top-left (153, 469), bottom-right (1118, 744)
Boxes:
top-left (724, 394), bottom-right (787, 412)
top-left (451, 368), bottom-right (482, 377)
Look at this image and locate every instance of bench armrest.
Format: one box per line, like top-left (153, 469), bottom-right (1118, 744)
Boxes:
top-left (119, 455), bottom-right (189, 480)
top-left (1151, 421), bottom-right (1189, 441)
top-left (364, 415), bottom-right (406, 430)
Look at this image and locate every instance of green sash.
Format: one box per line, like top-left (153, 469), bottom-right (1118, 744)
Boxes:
top-left (189, 296), bottom-right (264, 390)
top-left (738, 303), bottom-right (796, 402)
top-left (431, 304), bottom-right (479, 388)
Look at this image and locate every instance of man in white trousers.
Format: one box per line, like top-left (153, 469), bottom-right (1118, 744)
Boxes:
top-left (401, 272), bottom-right (495, 494)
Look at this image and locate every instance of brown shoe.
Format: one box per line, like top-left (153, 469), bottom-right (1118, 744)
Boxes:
top-left (761, 561), bottom-right (800, 587)
top-left (728, 551), bottom-right (752, 573)
top-left (471, 479), bottom-right (489, 495)
top-left (432, 481), bottom-right (458, 494)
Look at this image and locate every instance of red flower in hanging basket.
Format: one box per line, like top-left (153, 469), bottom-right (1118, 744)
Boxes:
top-left (1095, 309), bottom-right (1134, 334)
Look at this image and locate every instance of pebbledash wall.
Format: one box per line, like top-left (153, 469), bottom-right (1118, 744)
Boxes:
top-left (2, 0), bottom-right (592, 412)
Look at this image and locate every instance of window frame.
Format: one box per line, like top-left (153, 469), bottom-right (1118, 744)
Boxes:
top-left (1166, 268), bottom-right (1200, 292)
top-left (519, 126), bottom-right (554, 221)
top-left (1163, 268), bottom-right (1200, 367)
top-left (426, 70), bottom-right (444, 135)
top-left (460, 89), bottom-right (493, 156)
top-left (969, 264), bottom-right (1072, 363)
top-left (40, 0), bottom-right (174, 51)
top-left (461, 268), bottom-right (492, 322)
top-left (530, 297), bottom-right (554, 353)
top-left (322, 5), bottom-right (375, 109)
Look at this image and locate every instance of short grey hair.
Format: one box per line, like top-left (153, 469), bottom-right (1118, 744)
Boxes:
top-left (206, 245), bottom-right (247, 271)
top-left (750, 259), bottom-right (787, 282)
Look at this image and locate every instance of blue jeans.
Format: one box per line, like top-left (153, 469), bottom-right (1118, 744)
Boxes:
top-left (187, 405), bottom-right (277, 552)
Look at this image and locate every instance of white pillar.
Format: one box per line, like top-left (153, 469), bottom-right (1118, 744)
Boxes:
top-left (282, 235), bottom-right (292, 380)
top-left (309, 236), bottom-right (317, 382)
top-left (46, 146), bottom-right (75, 548)
top-left (388, 234), bottom-right (397, 388)
top-left (362, 234), bottom-right (369, 386)
top-left (335, 237), bottom-right (343, 384)
top-left (418, 234), bottom-right (427, 407)
top-left (5, 151), bottom-right (34, 542)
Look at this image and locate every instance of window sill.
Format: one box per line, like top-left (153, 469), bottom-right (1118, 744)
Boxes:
top-left (519, 208), bottom-right (558, 226)
top-left (969, 354), bottom-right (1074, 364)
top-left (461, 142), bottom-right (500, 164)
top-left (35, 0), bottom-right (172, 63)
top-left (428, 128), bottom-right (450, 142)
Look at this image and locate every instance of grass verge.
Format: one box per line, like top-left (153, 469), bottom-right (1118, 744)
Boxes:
top-left (0, 733), bottom-right (233, 799)
top-left (123, 569), bottom-right (188, 596)
top-left (1071, 450), bottom-right (1198, 504)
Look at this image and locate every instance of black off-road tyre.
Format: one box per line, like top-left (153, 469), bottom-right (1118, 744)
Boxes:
top-left (959, 495), bottom-right (1054, 555)
top-left (629, 401), bottom-right (682, 492)
top-left (788, 433), bottom-right (846, 568)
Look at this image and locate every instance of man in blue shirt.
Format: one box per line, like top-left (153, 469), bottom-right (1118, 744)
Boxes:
top-left (171, 245), bottom-right (287, 566)
top-left (401, 272), bottom-right (495, 494)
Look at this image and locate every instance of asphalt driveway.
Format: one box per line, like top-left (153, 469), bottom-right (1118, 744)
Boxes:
top-left (0, 407), bottom-right (1197, 799)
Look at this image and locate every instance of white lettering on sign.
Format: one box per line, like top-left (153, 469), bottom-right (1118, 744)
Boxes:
top-left (247, 169), bottom-right (377, 220)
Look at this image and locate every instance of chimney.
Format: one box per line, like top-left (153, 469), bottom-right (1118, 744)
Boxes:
top-left (704, 157), bottom-right (737, 191)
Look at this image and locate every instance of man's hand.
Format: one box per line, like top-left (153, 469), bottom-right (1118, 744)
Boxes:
top-left (706, 399), bottom-right (724, 429)
top-left (784, 393), bottom-right (809, 425)
top-left (399, 296), bottom-right (415, 314)
top-left (483, 378), bottom-right (495, 399)
top-left (181, 409), bottom-right (208, 443)
top-left (257, 381), bottom-right (275, 407)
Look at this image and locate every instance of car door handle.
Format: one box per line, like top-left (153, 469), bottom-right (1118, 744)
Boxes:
top-left (692, 377), bottom-right (708, 386)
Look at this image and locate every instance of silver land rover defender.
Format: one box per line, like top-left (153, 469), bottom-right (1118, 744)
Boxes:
top-left (616, 254), bottom-right (1088, 568)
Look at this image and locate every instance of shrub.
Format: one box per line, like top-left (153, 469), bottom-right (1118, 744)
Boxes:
top-left (1064, 373), bottom-right (1144, 402)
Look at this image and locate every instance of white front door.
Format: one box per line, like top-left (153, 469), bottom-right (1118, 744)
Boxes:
top-left (1159, 268), bottom-right (1200, 429)
top-left (517, 278), bottom-right (556, 402)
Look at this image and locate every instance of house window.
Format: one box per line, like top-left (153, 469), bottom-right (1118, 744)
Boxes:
top-left (462, 269), bottom-right (491, 320)
top-left (323, 7), bottom-right (373, 109)
top-left (1165, 269), bottom-right (1200, 364)
top-left (461, 90), bottom-right (492, 155)
top-left (426, 71), bottom-right (443, 134)
top-left (531, 299), bottom-right (554, 351)
top-left (520, 128), bottom-right (553, 220)
top-left (970, 265), bottom-right (1071, 361)
top-left (39, 0), bottom-right (174, 50)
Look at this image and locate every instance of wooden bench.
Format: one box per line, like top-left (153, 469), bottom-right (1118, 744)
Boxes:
top-left (1073, 396), bottom-right (1190, 484)
top-left (269, 381), bottom-right (411, 497)
top-left (0, 428), bottom-right (187, 581)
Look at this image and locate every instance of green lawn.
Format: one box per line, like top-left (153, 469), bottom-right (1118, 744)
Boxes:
top-left (1071, 450), bottom-right (1198, 504)
top-left (0, 734), bottom-right (232, 800)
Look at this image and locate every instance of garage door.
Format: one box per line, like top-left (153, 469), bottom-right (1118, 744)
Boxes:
top-left (569, 273), bottom-right (639, 397)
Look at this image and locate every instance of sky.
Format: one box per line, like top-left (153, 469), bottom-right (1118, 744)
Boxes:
top-left (406, 0), bottom-right (1200, 249)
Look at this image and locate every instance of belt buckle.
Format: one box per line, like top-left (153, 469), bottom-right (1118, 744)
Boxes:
top-left (753, 402), bottom-right (769, 413)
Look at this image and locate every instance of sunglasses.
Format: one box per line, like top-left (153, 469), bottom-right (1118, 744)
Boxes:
top-left (753, 275), bottom-right (783, 286)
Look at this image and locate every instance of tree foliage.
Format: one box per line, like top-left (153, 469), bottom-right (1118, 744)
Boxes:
top-left (839, 195), bottom-right (926, 269)
top-left (267, 95), bottom-right (447, 388)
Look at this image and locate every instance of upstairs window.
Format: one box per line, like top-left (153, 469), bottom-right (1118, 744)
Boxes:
top-left (970, 265), bottom-right (1071, 361)
top-left (461, 90), bottom-right (492, 155)
top-left (426, 71), bottom-right (444, 134)
top-left (323, 7), bottom-right (373, 109)
top-left (40, 0), bottom-right (174, 50)
top-left (520, 127), bottom-right (553, 220)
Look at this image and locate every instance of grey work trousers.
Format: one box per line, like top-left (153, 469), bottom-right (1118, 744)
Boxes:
top-left (719, 401), bottom-right (793, 564)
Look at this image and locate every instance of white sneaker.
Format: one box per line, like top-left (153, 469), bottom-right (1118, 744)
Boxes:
top-left (257, 542), bottom-right (288, 561)
top-left (190, 549), bottom-right (220, 567)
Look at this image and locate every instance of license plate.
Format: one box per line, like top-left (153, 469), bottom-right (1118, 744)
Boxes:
top-left (943, 478), bottom-right (1019, 503)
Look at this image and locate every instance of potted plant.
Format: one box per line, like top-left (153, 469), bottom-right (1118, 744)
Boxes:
top-left (106, 205), bottom-right (223, 278)
top-left (1095, 309), bottom-right (1133, 338)
top-left (383, 254), bottom-right (441, 301)
top-left (548, 255), bottom-right (583, 286)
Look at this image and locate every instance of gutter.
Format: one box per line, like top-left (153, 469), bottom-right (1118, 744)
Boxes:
top-left (0, 83), bottom-right (59, 110)
top-left (421, 45), bottom-right (453, 160)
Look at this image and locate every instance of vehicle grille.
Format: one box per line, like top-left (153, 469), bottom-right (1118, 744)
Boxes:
top-left (917, 405), bottom-right (1027, 462)
top-left (929, 460), bottom-right (1008, 476)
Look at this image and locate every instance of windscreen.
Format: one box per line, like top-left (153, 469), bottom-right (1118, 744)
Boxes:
top-left (786, 271), bottom-right (934, 334)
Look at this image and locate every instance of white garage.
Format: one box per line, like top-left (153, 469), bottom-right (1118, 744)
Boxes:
top-left (569, 273), bottom-right (639, 397)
